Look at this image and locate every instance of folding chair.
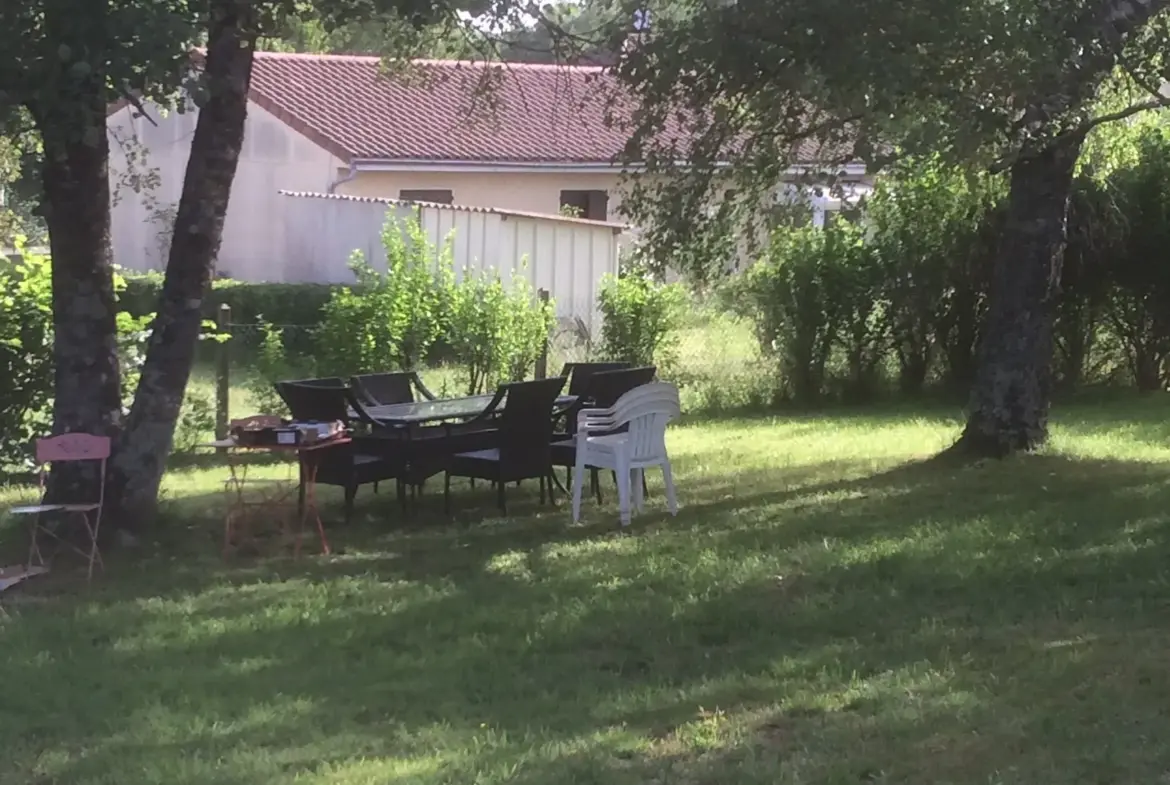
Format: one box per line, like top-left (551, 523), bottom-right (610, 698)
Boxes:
top-left (10, 433), bottom-right (109, 582)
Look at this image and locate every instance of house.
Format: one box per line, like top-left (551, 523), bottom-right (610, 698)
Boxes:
top-left (107, 52), bottom-right (864, 279)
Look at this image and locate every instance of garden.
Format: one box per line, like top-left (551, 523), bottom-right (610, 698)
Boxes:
top-left (7, 121), bottom-right (1170, 784)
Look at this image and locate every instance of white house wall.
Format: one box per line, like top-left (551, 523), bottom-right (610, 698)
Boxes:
top-left (107, 99), bottom-right (345, 279)
top-left (278, 193), bottom-right (620, 333)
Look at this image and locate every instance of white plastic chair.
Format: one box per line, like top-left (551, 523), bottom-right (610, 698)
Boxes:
top-left (571, 381), bottom-right (680, 526)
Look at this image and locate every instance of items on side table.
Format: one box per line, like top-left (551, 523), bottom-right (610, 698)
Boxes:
top-left (230, 417), bottom-right (346, 447)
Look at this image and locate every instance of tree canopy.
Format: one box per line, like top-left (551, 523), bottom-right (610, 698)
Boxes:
top-left (609, 0), bottom-right (1170, 254)
top-left (260, 0), bottom-right (628, 63)
top-left (601, 0), bottom-right (1170, 455)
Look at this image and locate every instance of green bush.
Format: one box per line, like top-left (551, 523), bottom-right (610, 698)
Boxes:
top-left (120, 271), bottom-right (342, 360)
top-left (448, 269), bottom-right (555, 395)
top-left (866, 157), bottom-right (1004, 394)
top-left (0, 244), bottom-right (204, 468)
top-left (0, 241), bottom-right (53, 467)
top-left (1056, 173), bottom-right (1124, 388)
top-left (115, 310), bottom-right (155, 410)
top-left (246, 320), bottom-right (293, 417)
top-left (120, 272), bottom-right (340, 328)
top-left (173, 389), bottom-right (216, 453)
top-left (597, 263), bottom-right (686, 369)
top-left (745, 225), bottom-right (844, 404)
top-left (827, 223), bottom-right (888, 402)
top-left (1102, 126), bottom-right (1170, 390)
top-left (315, 216), bottom-right (454, 377)
top-left (310, 214), bottom-right (552, 394)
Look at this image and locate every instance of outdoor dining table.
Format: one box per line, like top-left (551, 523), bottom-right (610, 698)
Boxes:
top-left (358, 393), bottom-right (578, 427)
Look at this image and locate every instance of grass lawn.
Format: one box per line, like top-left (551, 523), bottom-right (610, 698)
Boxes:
top-left (6, 395), bottom-right (1170, 783)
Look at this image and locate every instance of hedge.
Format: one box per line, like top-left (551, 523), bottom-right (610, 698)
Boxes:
top-left (119, 272), bottom-right (343, 357)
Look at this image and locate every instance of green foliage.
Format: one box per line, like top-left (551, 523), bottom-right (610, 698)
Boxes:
top-left (113, 272), bottom-right (228, 412)
top-left (597, 263), bottom-right (686, 370)
top-left (0, 243), bottom-right (236, 467)
top-left (0, 240), bottom-right (53, 467)
top-left (744, 225), bottom-right (847, 404)
top-left (0, 130), bottom-right (38, 246)
top-left (866, 158), bottom-right (1005, 393)
top-left (313, 280), bottom-right (372, 378)
top-left (613, 0), bottom-right (1170, 272)
top-left (312, 214), bottom-right (552, 393)
top-left (1100, 125), bottom-right (1170, 390)
top-left (1055, 172), bottom-right (1125, 388)
top-left (829, 222), bottom-right (889, 403)
top-left (448, 269), bottom-right (555, 395)
top-left (315, 216), bottom-right (454, 376)
top-left (115, 310), bottom-right (156, 410)
top-left (247, 320), bottom-right (293, 417)
top-left (379, 217), bottom-right (453, 370)
top-left (119, 272), bottom-right (340, 357)
top-left (721, 134), bottom-right (1170, 403)
top-left (173, 389), bottom-right (216, 453)
top-left (738, 161), bottom-right (1009, 405)
top-left (500, 274), bottom-right (555, 383)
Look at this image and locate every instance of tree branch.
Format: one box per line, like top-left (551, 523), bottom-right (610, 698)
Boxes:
top-left (1119, 57), bottom-right (1168, 104)
top-left (990, 97), bottom-right (1167, 174)
top-left (1078, 97), bottom-right (1166, 132)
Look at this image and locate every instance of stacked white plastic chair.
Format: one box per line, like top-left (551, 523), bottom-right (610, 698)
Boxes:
top-left (571, 381), bottom-right (681, 525)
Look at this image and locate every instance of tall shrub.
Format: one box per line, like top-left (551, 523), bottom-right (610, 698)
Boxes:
top-left (246, 320), bottom-right (293, 417)
top-left (448, 268), bottom-right (554, 394)
top-left (824, 220), bottom-right (888, 402)
top-left (1105, 126), bottom-right (1170, 390)
top-left (597, 263), bottom-right (686, 369)
top-left (0, 242), bottom-right (53, 467)
top-left (744, 226), bottom-right (841, 404)
top-left (867, 158), bottom-right (1004, 393)
top-left (1056, 172), bottom-right (1124, 388)
top-left (315, 215), bottom-right (454, 376)
top-left (933, 201), bottom-right (1001, 391)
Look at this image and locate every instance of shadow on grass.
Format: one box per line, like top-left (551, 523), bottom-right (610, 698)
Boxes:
top-left (5, 448), bottom-right (1170, 783)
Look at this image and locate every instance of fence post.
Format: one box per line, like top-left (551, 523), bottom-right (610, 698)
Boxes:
top-left (215, 303), bottom-right (231, 447)
top-left (535, 288), bottom-right (550, 380)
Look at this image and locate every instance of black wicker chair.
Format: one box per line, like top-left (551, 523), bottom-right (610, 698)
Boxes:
top-left (444, 377), bottom-right (569, 514)
top-left (392, 383), bottom-right (511, 502)
top-left (559, 362), bottom-right (632, 397)
top-left (550, 365), bottom-right (657, 502)
top-left (553, 362), bottom-right (631, 437)
top-left (275, 381), bottom-right (350, 422)
top-left (279, 376), bottom-right (346, 389)
top-left (350, 371), bottom-right (437, 406)
top-left (275, 381), bottom-right (407, 523)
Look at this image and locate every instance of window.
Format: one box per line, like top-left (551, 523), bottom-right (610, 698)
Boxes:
top-left (399, 189), bottom-right (454, 204)
top-left (559, 190), bottom-right (608, 221)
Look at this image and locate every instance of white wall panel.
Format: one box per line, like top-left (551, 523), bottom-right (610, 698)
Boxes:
top-left (277, 193), bottom-right (621, 332)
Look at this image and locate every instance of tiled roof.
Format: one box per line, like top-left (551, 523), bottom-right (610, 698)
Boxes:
top-left (248, 52), bottom-right (640, 164)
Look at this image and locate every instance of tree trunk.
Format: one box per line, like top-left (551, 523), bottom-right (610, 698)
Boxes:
top-left (953, 139), bottom-right (1082, 457)
top-left (107, 0), bottom-right (257, 527)
top-left (35, 100), bottom-right (123, 500)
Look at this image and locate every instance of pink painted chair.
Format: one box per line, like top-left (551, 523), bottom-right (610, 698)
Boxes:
top-left (9, 433), bottom-right (110, 582)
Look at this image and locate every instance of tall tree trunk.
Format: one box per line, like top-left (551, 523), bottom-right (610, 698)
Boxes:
top-left (954, 138), bottom-right (1083, 457)
top-left (34, 98), bottom-right (123, 500)
top-left (107, 0), bottom-right (257, 528)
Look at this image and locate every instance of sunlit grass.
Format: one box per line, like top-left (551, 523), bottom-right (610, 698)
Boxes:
top-left (5, 394), bottom-right (1170, 783)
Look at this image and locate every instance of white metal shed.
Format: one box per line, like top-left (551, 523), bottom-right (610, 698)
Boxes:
top-left (276, 191), bottom-right (626, 333)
